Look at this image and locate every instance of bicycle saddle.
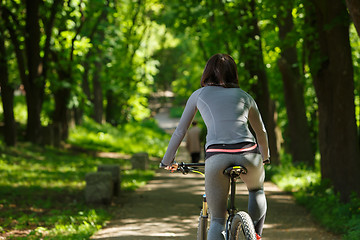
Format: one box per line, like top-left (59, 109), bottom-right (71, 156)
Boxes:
top-left (223, 165), bottom-right (247, 178)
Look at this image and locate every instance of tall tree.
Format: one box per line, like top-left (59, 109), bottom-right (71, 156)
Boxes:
top-left (89, 0), bottom-right (110, 124)
top-left (51, 0), bottom-right (86, 140)
top-left (276, 3), bottom-right (314, 165)
top-left (305, 0), bottom-right (360, 200)
top-left (345, 0), bottom-right (360, 37)
top-left (0, 18), bottom-right (16, 146)
top-left (24, 0), bottom-right (44, 143)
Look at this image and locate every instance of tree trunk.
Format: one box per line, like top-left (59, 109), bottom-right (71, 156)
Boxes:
top-left (345, 0), bottom-right (360, 147)
top-left (277, 6), bottom-right (314, 166)
top-left (306, 0), bottom-right (360, 201)
top-left (105, 89), bottom-right (117, 126)
top-left (24, 0), bottom-right (44, 143)
top-left (345, 0), bottom-right (360, 37)
top-left (82, 2), bottom-right (109, 125)
top-left (82, 58), bottom-right (92, 101)
top-left (0, 26), bottom-right (16, 146)
top-left (92, 60), bottom-right (103, 124)
top-left (53, 87), bottom-right (71, 141)
top-left (244, 0), bottom-right (280, 165)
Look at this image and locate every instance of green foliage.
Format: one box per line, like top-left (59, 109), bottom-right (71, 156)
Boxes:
top-left (169, 106), bottom-right (184, 119)
top-left (0, 93), bottom-right (166, 238)
top-left (68, 117), bottom-right (170, 157)
top-left (270, 164), bottom-right (320, 192)
top-left (0, 95), bottom-right (26, 125)
top-left (0, 144), bottom-right (108, 238)
top-left (0, 122), bottom-right (159, 239)
top-left (267, 152), bottom-right (320, 191)
top-left (121, 169), bottom-right (155, 191)
top-left (350, 24), bottom-right (360, 129)
top-left (101, 0), bottom-right (167, 123)
top-left (5, 209), bottom-right (108, 240)
top-left (0, 95), bottom-right (52, 128)
top-left (270, 159), bottom-right (360, 239)
top-left (294, 183), bottom-right (360, 239)
top-left (2, 0), bottom-right (360, 237)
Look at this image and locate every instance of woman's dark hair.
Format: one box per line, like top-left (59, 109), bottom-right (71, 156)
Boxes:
top-left (200, 53), bottom-right (239, 88)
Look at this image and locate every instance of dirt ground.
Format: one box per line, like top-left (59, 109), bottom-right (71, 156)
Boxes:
top-left (90, 108), bottom-right (341, 240)
top-left (90, 163), bottom-right (341, 240)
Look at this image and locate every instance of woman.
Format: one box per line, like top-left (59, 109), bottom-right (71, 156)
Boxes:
top-left (160, 53), bottom-right (270, 240)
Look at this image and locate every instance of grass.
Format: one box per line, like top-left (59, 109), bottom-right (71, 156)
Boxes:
top-left (268, 154), bottom-right (360, 240)
top-left (68, 117), bottom-right (170, 157)
top-left (0, 116), bottom-right (169, 239)
top-left (0, 143), bottom-right (157, 239)
top-left (0, 143), bottom-right (110, 239)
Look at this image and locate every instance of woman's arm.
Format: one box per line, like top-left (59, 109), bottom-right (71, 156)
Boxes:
top-left (161, 90), bottom-right (200, 166)
top-left (248, 103), bottom-right (270, 161)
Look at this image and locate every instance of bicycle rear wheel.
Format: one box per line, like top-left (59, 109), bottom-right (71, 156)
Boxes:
top-left (229, 211), bottom-right (257, 240)
top-left (197, 209), bottom-right (210, 240)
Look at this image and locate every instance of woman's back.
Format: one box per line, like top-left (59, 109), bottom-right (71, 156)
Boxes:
top-left (195, 86), bottom-right (257, 148)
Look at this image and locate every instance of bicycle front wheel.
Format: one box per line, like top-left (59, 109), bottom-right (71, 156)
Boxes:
top-left (229, 211), bottom-right (257, 240)
top-left (197, 209), bottom-right (210, 240)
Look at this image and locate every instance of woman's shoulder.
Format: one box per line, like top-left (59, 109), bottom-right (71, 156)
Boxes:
top-left (187, 88), bottom-right (205, 103)
top-left (191, 87), bottom-right (205, 96)
top-left (238, 88), bottom-right (254, 99)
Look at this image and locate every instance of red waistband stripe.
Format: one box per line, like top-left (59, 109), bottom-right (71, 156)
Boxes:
top-left (206, 144), bottom-right (258, 153)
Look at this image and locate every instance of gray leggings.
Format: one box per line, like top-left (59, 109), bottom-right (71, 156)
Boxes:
top-left (205, 153), bottom-right (267, 240)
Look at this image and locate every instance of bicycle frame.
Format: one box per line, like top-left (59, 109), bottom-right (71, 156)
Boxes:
top-left (224, 171), bottom-right (244, 239)
top-left (175, 162), bottom-right (248, 240)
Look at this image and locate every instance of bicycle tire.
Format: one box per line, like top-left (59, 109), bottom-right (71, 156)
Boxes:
top-left (229, 211), bottom-right (257, 240)
top-left (197, 209), bottom-right (210, 240)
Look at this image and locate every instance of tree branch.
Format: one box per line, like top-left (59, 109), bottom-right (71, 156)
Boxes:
top-left (1, 7), bottom-right (27, 84)
top-left (43, 0), bottom-right (64, 80)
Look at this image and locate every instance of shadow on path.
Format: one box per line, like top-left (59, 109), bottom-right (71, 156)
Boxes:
top-left (91, 168), bottom-right (340, 240)
top-left (91, 107), bottom-right (340, 240)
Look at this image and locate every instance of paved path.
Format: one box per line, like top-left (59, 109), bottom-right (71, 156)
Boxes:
top-left (91, 108), bottom-right (341, 240)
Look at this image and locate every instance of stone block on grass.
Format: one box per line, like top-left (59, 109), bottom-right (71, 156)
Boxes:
top-left (97, 164), bottom-right (121, 197)
top-left (131, 152), bottom-right (149, 170)
top-left (85, 172), bottom-right (113, 205)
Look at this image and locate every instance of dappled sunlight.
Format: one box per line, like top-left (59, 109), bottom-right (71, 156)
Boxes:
top-left (91, 215), bottom-right (198, 239)
top-left (91, 145), bottom-right (340, 239)
top-left (266, 193), bottom-right (294, 204)
top-left (92, 170), bottom-right (341, 240)
top-left (264, 182), bottom-right (297, 204)
top-left (262, 224), bottom-right (338, 240)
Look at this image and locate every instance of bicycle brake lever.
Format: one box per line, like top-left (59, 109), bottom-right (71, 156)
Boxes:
top-left (178, 167), bottom-right (190, 175)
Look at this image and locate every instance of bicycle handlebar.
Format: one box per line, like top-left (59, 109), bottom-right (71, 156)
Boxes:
top-left (177, 162), bottom-right (205, 175)
top-left (178, 162), bottom-right (205, 168)
top-left (159, 162), bottom-right (205, 175)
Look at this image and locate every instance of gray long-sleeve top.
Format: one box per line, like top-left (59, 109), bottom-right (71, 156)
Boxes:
top-left (161, 86), bottom-right (270, 166)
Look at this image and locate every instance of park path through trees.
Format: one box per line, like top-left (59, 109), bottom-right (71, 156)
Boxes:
top-left (90, 108), bottom-right (340, 240)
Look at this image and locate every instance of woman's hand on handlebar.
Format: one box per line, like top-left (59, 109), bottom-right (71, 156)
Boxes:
top-left (165, 162), bottom-right (179, 172)
top-left (159, 162), bottom-right (179, 172)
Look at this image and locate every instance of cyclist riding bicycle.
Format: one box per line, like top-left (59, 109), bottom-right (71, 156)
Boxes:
top-left (160, 53), bottom-right (270, 240)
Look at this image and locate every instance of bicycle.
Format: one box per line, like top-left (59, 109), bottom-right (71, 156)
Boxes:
top-left (170, 162), bottom-right (258, 240)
